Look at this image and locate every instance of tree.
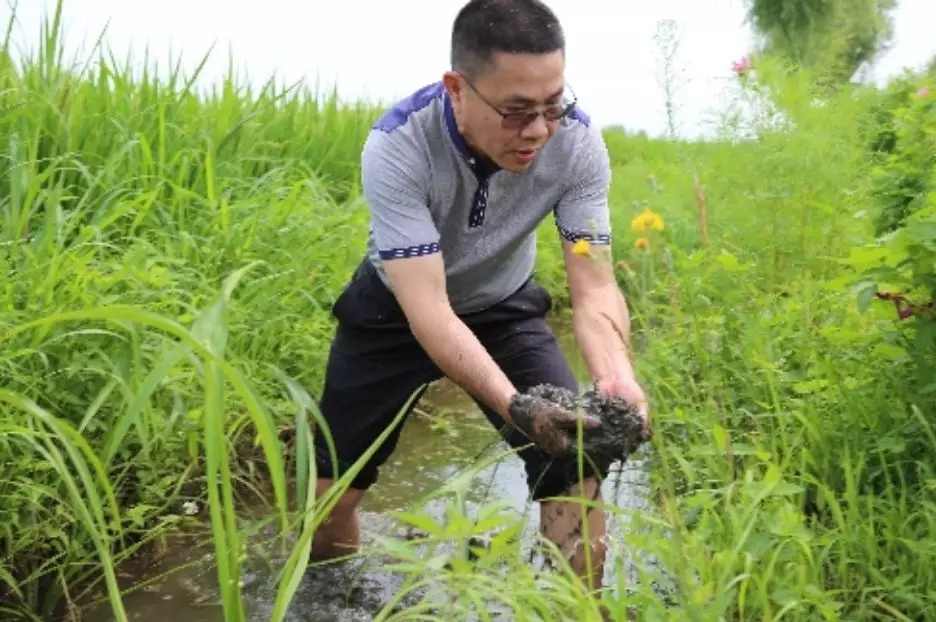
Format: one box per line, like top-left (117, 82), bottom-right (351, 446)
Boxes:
top-left (744, 0), bottom-right (898, 85)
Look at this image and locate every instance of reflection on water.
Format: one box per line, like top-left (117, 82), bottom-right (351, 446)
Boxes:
top-left (83, 315), bottom-right (662, 621)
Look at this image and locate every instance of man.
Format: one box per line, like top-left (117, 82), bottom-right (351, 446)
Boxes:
top-left (311, 0), bottom-right (649, 593)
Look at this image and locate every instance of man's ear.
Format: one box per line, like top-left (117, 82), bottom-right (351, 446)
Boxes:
top-left (442, 71), bottom-right (464, 103)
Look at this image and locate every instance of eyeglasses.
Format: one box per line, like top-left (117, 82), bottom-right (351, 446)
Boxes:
top-left (463, 77), bottom-right (578, 130)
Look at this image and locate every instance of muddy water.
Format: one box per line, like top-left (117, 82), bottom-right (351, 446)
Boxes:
top-left (83, 316), bottom-right (664, 621)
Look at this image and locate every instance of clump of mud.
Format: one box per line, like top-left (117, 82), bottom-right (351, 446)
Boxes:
top-left (522, 384), bottom-right (651, 470)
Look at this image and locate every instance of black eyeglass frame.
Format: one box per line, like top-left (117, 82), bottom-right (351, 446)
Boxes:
top-left (460, 75), bottom-right (579, 131)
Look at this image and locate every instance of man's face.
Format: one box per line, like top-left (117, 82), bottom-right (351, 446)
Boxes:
top-left (444, 50), bottom-right (569, 173)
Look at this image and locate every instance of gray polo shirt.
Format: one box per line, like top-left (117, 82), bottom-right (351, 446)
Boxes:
top-left (361, 81), bottom-right (612, 315)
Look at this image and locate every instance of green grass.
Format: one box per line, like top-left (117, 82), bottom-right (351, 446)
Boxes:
top-left (3, 1), bottom-right (936, 621)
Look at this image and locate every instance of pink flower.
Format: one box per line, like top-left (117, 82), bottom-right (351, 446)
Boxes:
top-left (731, 56), bottom-right (751, 77)
top-left (916, 87), bottom-right (930, 98)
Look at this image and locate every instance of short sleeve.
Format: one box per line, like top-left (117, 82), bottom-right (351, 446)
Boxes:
top-left (360, 130), bottom-right (441, 260)
top-left (553, 123), bottom-right (612, 246)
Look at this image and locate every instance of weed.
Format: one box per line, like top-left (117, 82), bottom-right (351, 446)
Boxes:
top-left (2, 2), bottom-right (936, 621)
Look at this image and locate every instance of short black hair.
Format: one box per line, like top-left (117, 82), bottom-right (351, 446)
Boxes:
top-left (451, 0), bottom-right (565, 78)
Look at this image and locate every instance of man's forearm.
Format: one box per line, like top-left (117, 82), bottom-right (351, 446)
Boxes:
top-left (409, 310), bottom-right (517, 421)
top-left (571, 287), bottom-right (636, 384)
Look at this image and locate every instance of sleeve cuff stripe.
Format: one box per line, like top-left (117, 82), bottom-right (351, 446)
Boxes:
top-left (557, 226), bottom-right (611, 244)
top-left (378, 242), bottom-right (441, 260)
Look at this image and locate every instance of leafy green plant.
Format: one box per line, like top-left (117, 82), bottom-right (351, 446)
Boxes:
top-left (4, 2), bottom-right (936, 621)
top-left (842, 68), bottom-right (935, 375)
top-left (866, 73), bottom-right (936, 236)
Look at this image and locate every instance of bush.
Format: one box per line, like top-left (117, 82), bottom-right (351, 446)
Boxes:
top-left (866, 70), bottom-right (936, 236)
top-left (843, 67), bottom-right (936, 383)
top-left (4, 7), bottom-right (936, 621)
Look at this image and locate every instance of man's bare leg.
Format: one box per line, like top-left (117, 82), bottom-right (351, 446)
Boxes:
top-left (539, 476), bottom-right (607, 591)
top-left (310, 478), bottom-right (366, 561)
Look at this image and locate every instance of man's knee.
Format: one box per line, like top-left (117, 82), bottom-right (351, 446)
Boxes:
top-left (315, 478), bottom-right (365, 516)
top-left (525, 453), bottom-right (610, 504)
top-left (562, 473), bottom-right (603, 498)
top-left (313, 445), bottom-right (383, 492)
top-left (311, 479), bottom-right (365, 560)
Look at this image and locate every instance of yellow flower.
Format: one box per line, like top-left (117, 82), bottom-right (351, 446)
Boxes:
top-left (572, 238), bottom-right (592, 256)
top-left (634, 237), bottom-right (650, 250)
top-left (630, 208), bottom-right (664, 232)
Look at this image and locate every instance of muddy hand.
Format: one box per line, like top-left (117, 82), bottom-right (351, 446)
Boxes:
top-left (596, 375), bottom-right (651, 439)
top-left (507, 393), bottom-right (601, 456)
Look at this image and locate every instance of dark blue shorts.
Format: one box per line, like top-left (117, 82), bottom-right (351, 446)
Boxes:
top-left (313, 259), bottom-right (610, 501)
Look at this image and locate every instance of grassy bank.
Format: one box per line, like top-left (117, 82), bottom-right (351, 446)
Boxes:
top-left (4, 3), bottom-right (936, 621)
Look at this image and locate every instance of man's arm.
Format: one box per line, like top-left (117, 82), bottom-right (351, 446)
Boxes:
top-left (361, 131), bottom-right (518, 421)
top-left (384, 255), bottom-right (517, 418)
top-left (554, 124), bottom-right (640, 398)
top-left (563, 241), bottom-right (637, 389)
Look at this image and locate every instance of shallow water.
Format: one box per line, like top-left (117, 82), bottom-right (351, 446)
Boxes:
top-left (83, 317), bottom-right (665, 621)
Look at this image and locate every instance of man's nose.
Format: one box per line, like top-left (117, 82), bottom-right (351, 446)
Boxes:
top-left (520, 113), bottom-right (549, 140)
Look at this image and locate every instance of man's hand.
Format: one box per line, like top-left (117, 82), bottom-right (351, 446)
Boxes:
top-left (596, 373), bottom-right (651, 436)
top-left (507, 393), bottom-right (601, 456)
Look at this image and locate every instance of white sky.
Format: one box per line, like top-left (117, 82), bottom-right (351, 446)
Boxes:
top-left (5, 0), bottom-right (935, 138)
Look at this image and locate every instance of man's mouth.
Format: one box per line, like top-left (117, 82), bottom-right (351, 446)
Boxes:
top-left (514, 148), bottom-right (538, 163)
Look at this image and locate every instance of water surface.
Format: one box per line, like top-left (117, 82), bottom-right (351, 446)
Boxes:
top-left (84, 316), bottom-right (662, 621)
